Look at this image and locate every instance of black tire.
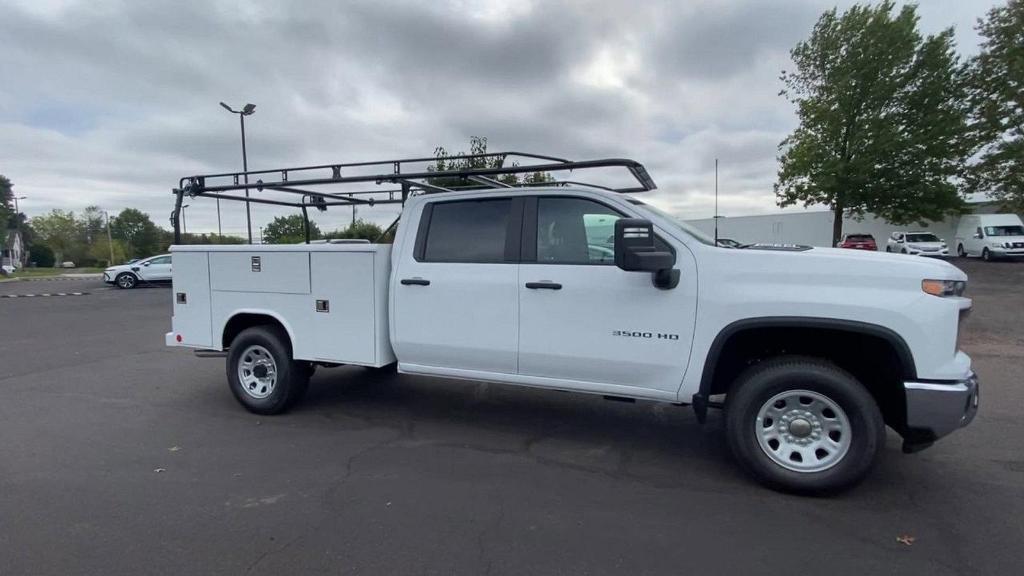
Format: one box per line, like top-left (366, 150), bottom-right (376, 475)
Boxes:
top-left (901, 248), bottom-right (908, 254)
top-left (885, 246), bottom-right (891, 253)
top-left (115, 272), bottom-right (137, 289)
top-left (226, 326), bottom-right (309, 415)
top-left (957, 244), bottom-right (966, 258)
top-left (982, 248), bottom-right (992, 262)
top-left (725, 356), bottom-right (885, 494)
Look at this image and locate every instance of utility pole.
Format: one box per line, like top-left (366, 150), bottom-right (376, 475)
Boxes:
top-left (103, 210), bottom-right (115, 265)
top-left (714, 158), bottom-right (719, 245)
top-left (14, 196), bottom-right (26, 266)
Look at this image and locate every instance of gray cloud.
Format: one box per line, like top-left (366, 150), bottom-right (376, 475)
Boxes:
top-left (0, 0), bottom-right (992, 235)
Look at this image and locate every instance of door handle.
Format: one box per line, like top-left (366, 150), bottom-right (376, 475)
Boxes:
top-left (400, 278), bottom-right (430, 286)
top-left (525, 281), bottom-right (562, 290)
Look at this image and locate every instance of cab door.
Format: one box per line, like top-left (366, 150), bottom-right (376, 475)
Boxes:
top-left (392, 197), bottom-right (523, 375)
top-left (516, 196), bottom-right (697, 396)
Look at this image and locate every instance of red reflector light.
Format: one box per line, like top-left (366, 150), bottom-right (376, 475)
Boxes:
top-left (176, 334), bottom-right (183, 343)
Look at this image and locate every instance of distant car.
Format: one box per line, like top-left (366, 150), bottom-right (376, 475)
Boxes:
top-left (887, 232), bottom-right (949, 257)
top-left (1, 264), bottom-right (14, 276)
top-left (103, 254), bottom-right (172, 289)
top-left (836, 234), bottom-right (877, 251)
top-left (716, 238), bottom-right (743, 248)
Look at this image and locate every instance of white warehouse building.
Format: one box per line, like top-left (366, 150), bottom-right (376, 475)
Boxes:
top-left (684, 201), bottom-right (1016, 250)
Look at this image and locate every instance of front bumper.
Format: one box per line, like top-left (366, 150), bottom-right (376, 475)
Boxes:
top-left (103, 271), bottom-right (114, 283)
top-left (989, 248), bottom-right (1024, 257)
top-left (902, 371), bottom-right (979, 452)
top-left (908, 249), bottom-right (949, 257)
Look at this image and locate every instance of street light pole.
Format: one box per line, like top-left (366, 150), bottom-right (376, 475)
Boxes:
top-left (220, 102), bottom-right (257, 244)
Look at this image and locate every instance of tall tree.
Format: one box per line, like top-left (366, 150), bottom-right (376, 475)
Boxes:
top-left (0, 175), bottom-right (14, 229)
top-left (263, 214), bottom-right (322, 244)
top-left (429, 136), bottom-right (553, 189)
top-left (967, 0), bottom-right (1024, 210)
top-left (324, 219), bottom-right (386, 242)
top-left (111, 208), bottom-right (161, 258)
top-left (776, 2), bottom-right (971, 243)
top-left (31, 209), bottom-right (79, 265)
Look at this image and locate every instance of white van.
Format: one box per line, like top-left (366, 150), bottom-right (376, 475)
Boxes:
top-left (955, 214), bottom-right (1024, 260)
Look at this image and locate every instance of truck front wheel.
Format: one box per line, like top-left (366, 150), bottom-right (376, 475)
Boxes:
top-left (226, 326), bottom-right (309, 415)
top-left (725, 357), bottom-right (884, 494)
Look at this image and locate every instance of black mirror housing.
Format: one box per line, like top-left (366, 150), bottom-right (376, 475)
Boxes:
top-left (614, 218), bottom-right (679, 289)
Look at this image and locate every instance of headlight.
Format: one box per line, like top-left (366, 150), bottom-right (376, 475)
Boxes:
top-left (990, 242), bottom-right (1005, 248)
top-left (922, 279), bottom-right (966, 297)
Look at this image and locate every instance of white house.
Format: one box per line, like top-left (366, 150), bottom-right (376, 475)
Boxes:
top-left (1, 229), bottom-right (26, 269)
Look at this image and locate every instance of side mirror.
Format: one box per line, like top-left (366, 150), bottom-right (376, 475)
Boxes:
top-left (143, 261), bottom-right (151, 266)
top-left (614, 219), bottom-right (679, 289)
top-left (973, 232), bottom-right (983, 239)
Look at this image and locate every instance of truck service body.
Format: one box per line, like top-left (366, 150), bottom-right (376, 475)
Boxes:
top-left (166, 154), bottom-right (978, 492)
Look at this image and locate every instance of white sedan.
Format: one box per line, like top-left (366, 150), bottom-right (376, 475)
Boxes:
top-left (103, 254), bottom-right (172, 289)
top-left (886, 231), bottom-right (949, 256)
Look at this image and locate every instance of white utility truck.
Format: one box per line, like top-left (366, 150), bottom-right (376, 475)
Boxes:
top-left (166, 152), bottom-right (978, 493)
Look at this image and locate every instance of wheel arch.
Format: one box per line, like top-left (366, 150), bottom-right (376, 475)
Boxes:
top-left (220, 310), bottom-right (297, 352)
top-left (693, 317), bottom-right (917, 424)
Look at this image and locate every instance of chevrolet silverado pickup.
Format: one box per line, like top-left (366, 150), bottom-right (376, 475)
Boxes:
top-left (165, 153), bottom-right (978, 493)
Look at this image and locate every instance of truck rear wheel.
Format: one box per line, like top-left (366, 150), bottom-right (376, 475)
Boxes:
top-left (226, 326), bottom-right (309, 415)
top-left (725, 356), bottom-right (884, 494)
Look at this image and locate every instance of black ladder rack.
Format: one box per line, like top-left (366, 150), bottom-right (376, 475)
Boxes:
top-left (171, 151), bottom-right (656, 243)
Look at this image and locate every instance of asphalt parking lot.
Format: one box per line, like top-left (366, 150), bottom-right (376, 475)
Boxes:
top-left (1, 258), bottom-right (1022, 575)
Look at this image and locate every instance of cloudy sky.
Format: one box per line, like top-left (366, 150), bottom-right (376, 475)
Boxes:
top-left (0, 0), bottom-right (998, 235)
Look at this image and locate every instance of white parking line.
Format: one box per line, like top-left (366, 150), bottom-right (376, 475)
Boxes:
top-left (1, 292), bottom-right (89, 299)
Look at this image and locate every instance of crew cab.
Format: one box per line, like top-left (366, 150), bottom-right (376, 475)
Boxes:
top-left (165, 153), bottom-right (978, 493)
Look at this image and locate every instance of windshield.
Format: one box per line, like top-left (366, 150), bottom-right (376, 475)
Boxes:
top-left (628, 199), bottom-right (716, 246)
top-left (906, 233), bottom-right (940, 243)
top-left (846, 235), bottom-right (873, 241)
top-left (985, 225), bottom-right (1024, 237)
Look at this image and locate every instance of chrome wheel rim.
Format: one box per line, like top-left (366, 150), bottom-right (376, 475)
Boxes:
top-left (755, 389), bottom-right (851, 473)
top-left (237, 345), bottom-right (277, 399)
top-left (118, 274), bottom-right (134, 288)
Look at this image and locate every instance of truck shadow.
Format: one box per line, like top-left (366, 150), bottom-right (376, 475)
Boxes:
top-left (291, 366), bottom-right (758, 490)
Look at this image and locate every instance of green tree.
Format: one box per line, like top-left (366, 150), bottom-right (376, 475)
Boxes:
top-left (0, 175), bottom-right (13, 228)
top-left (31, 209), bottom-right (79, 265)
top-left (967, 0), bottom-right (1024, 210)
top-left (429, 136), bottom-right (554, 189)
top-left (112, 208), bottom-right (161, 258)
top-left (27, 243), bottom-right (55, 268)
top-left (776, 2), bottom-right (971, 244)
top-left (263, 214), bottom-right (322, 244)
top-left (90, 237), bottom-right (128, 267)
top-left (324, 219), bottom-right (386, 242)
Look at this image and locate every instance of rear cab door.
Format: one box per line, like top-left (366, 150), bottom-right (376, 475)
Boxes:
top-left (391, 195), bottom-right (523, 375)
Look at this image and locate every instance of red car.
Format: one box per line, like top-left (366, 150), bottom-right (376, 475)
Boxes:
top-left (837, 233), bottom-right (877, 251)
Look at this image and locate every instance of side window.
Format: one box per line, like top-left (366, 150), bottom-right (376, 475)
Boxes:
top-left (536, 197), bottom-right (621, 264)
top-left (422, 199), bottom-right (513, 263)
top-left (149, 256), bottom-right (170, 265)
top-left (976, 227), bottom-right (984, 238)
